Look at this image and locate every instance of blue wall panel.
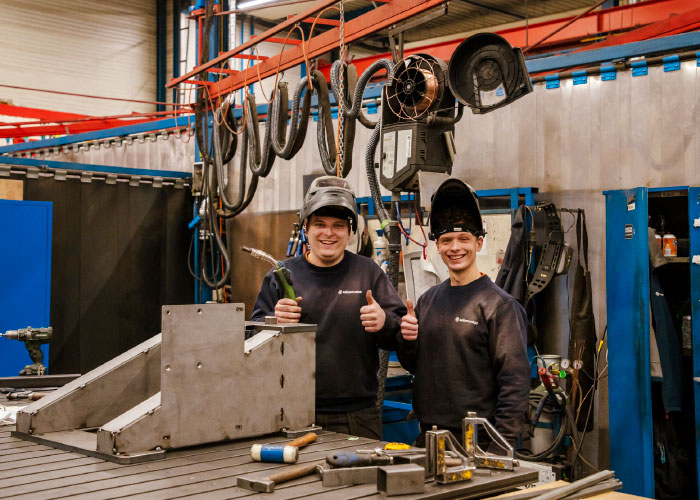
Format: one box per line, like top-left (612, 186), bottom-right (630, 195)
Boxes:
top-left (689, 187), bottom-right (700, 496)
top-left (0, 199), bottom-right (52, 376)
top-left (604, 188), bottom-right (654, 498)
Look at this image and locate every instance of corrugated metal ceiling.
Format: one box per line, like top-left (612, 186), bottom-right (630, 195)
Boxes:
top-left (247, 0), bottom-right (597, 49)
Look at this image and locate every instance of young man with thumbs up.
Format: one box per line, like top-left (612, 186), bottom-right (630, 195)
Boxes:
top-left (397, 178), bottom-right (530, 448)
top-left (252, 177), bottom-right (406, 439)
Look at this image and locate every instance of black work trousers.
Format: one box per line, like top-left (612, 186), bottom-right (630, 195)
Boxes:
top-left (316, 405), bottom-right (382, 440)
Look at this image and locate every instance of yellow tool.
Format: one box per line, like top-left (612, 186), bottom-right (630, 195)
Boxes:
top-left (385, 442), bottom-right (410, 451)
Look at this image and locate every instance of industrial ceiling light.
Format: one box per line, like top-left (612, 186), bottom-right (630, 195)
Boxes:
top-left (237, 0), bottom-right (281, 10)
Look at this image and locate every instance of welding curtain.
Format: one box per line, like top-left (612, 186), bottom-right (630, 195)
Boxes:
top-left (22, 175), bottom-right (192, 374)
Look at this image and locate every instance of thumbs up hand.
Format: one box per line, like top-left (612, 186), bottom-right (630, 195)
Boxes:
top-left (360, 290), bottom-right (386, 333)
top-left (401, 299), bottom-right (418, 341)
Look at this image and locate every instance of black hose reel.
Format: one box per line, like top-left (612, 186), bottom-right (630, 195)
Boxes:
top-left (448, 33), bottom-right (532, 115)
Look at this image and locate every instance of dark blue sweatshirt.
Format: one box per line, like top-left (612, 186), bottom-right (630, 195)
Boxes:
top-left (397, 275), bottom-right (530, 441)
top-left (252, 250), bottom-right (406, 412)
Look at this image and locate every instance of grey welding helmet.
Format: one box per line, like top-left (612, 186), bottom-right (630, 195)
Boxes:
top-left (299, 176), bottom-right (358, 232)
top-left (429, 178), bottom-right (485, 240)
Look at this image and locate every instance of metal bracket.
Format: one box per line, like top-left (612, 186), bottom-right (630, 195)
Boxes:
top-left (80, 171), bottom-right (93, 184)
top-left (0, 164), bottom-right (10, 177)
top-left (388, 4), bottom-right (448, 63)
top-left (600, 64), bottom-right (616, 81)
top-left (572, 70), bottom-right (587, 85)
top-left (663, 55), bottom-right (680, 72)
top-left (631, 59), bottom-right (648, 77)
top-left (544, 74), bottom-right (560, 89)
top-left (152, 177), bottom-right (163, 189)
top-left (426, 427), bottom-right (475, 484)
top-left (462, 412), bottom-right (518, 471)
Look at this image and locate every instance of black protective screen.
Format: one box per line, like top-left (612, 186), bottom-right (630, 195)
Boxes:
top-left (21, 174), bottom-right (193, 374)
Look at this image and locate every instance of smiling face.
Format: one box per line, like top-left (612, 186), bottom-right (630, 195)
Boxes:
top-left (306, 214), bottom-right (351, 267)
top-left (437, 231), bottom-right (483, 284)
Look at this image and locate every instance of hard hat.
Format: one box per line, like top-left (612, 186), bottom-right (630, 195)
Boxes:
top-left (299, 176), bottom-right (358, 232)
top-left (429, 178), bottom-right (485, 240)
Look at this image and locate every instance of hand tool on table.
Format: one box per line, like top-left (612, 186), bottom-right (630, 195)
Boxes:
top-left (237, 462), bottom-right (323, 493)
top-left (241, 246), bottom-right (296, 300)
top-left (326, 450), bottom-right (394, 468)
top-left (8, 391), bottom-right (51, 401)
top-left (1, 326), bottom-right (53, 376)
top-left (250, 431), bottom-right (317, 464)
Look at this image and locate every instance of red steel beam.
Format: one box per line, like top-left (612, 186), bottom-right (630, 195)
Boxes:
top-left (317, 0), bottom-right (693, 79)
top-left (208, 0), bottom-right (447, 100)
top-left (169, 0), bottom-right (340, 88)
top-left (571, 4), bottom-right (700, 51)
top-left (0, 104), bottom-right (90, 121)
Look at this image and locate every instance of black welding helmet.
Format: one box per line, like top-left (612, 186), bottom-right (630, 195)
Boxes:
top-left (429, 178), bottom-right (485, 240)
top-left (300, 176), bottom-right (358, 232)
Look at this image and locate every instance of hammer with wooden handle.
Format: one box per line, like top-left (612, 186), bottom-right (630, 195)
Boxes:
top-left (236, 462), bottom-right (323, 493)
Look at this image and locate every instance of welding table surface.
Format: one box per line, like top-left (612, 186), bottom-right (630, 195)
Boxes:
top-left (0, 395), bottom-right (537, 499)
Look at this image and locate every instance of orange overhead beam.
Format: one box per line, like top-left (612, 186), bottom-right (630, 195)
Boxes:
top-left (207, 0), bottom-right (447, 100)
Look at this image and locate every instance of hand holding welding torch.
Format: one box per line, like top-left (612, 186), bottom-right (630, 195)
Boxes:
top-left (360, 290), bottom-right (386, 333)
top-left (400, 299), bottom-right (418, 341)
top-left (274, 297), bottom-right (303, 324)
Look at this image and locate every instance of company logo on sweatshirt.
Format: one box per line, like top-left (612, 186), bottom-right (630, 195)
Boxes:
top-left (338, 289), bottom-right (363, 295)
top-left (455, 316), bottom-right (478, 325)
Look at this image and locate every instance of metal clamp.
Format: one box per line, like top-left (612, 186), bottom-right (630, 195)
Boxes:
top-left (463, 411), bottom-right (519, 471)
top-left (426, 426), bottom-right (475, 484)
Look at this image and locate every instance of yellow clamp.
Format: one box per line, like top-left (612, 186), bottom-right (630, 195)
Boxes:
top-left (384, 442), bottom-right (410, 451)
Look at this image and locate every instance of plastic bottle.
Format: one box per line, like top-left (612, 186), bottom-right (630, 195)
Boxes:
top-left (663, 233), bottom-right (677, 257)
top-left (374, 229), bottom-right (388, 267)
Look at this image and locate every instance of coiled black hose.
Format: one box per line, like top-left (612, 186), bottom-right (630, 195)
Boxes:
top-left (516, 390), bottom-right (571, 461)
top-left (199, 161), bottom-right (232, 289)
top-left (245, 92), bottom-right (278, 177)
top-left (270, 77), bottom-right (313, 159)
top-left (330, 59), bottom-right (393, 129)
top-left (211, 106), bottom-right (257, 218)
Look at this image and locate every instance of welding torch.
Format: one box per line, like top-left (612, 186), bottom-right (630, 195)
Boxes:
top-left (241, 246), bottom-right (296, 300)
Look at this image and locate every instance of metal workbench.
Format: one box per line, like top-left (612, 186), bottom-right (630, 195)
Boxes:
top-left (0, 417), bottom-right (538, 499)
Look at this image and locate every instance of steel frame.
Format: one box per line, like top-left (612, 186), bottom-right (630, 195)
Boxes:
top-left (14, 304), bottom-right (317, 464)
top-left (168, 0), bottom-right (448, 100)
top-left (317, 0), bottom-right (696, 79)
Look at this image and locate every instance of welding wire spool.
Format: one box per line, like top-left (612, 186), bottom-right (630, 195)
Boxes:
top-left (385, 54), bottom-right (447, 121)
top-left (251, 444), bottom-right (300, 464)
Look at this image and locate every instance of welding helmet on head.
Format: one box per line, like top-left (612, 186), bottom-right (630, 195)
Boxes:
top-left (299, 176), bottom-right (358, 233)
top-left (429, 178), bottom-right (485, 240)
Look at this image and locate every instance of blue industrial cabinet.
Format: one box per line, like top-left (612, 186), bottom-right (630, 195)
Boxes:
top-left (605, 186), bottom-right (700, 498)
top-left (0, 199), bottom-right (52, 376)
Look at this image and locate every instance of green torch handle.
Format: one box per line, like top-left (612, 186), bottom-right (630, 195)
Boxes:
top-left (274, 267), bottom-right (296, 301)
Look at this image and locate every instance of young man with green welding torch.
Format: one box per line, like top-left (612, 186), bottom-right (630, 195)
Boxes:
top-left (251, 176), bottom-right (406, 439)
